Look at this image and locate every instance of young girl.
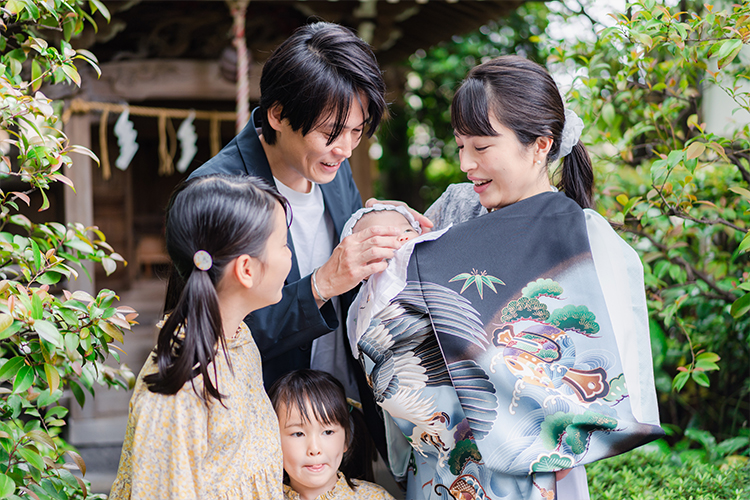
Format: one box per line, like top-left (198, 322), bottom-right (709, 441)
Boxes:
top-left (109, 174), bottom-right (291, 499)
top-left (269, 369), bottom-right (396, 500)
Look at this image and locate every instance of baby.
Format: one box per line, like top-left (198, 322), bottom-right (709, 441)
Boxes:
top-left (342, 204), bottom-right (422, 245)
top-left (343, 204), bottom-right (448, 356)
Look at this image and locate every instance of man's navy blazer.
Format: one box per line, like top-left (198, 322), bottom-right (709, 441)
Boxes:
top-left (188, 108), bottom-right (362, 387)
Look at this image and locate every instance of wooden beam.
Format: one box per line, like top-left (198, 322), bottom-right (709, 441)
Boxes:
top-left (84, 59), bottom-right (262, 103)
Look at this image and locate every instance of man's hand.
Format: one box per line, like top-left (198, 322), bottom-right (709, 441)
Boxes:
top-left (312, 225), bottom-right (402, 306)
top-left (365, 198), bottom-right (434, 232)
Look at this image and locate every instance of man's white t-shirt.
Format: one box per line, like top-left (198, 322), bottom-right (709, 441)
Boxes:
top-left (273, 178), bottom-right (359, 400)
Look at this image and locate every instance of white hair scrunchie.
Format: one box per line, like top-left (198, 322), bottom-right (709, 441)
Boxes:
top-left (556, 107), bottom-right (584, 160)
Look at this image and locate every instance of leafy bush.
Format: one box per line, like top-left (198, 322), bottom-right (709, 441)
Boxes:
top-left (555, 0), bottom-right (750, 442)
top-left (0, 1), bottom-right (135, 498)
top-left (587, 449), bottom-right (750, 500)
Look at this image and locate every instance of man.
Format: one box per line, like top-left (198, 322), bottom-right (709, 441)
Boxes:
top-left (188, 22), bottom-right (401, 468)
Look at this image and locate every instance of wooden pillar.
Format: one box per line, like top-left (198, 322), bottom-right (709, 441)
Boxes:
top-left (63, 113), bottom-right (96, 295)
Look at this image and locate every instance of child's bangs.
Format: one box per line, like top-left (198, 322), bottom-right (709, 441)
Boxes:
top-left (451, 78), bottom-right (498, 138)
top-left (282, 383), bottom-right (348, 430)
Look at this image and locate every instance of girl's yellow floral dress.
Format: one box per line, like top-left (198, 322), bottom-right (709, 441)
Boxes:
top-left (109, 322), bottom-right (282, 499)
top-left (283, 472), bottom-right (395, 500)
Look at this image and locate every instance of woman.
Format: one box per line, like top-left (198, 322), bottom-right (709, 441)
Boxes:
top-left (356, 56), bottom-right (662, 500)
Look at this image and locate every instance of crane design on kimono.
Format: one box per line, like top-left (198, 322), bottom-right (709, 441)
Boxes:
top-left (358, 281), bottom-right (499, 439)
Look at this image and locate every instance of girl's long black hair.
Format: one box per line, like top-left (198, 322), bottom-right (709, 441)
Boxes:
top-left (145, 174), bottom-right (288, 403)
top-left (451, 55), bottom-right (595, 209)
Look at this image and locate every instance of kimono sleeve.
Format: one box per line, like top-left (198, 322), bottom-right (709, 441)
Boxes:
top-left (584, 208), bottom-right (660, 425)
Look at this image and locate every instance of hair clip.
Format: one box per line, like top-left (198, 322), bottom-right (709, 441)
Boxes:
top-left (193, 250), bottom-right (213, 271)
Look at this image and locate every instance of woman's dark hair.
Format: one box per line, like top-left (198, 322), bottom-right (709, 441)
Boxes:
top-left (259, 21), bottom-right (387, 146)
top-left (268, 369), bottom-right (360, 490)
top-left (146, 174), bottom-right (288, 403)
top-left (451, 55), bottom-right (594, 209)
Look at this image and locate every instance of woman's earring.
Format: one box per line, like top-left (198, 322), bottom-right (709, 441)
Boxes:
top-left (536, 160), bottom-right (542, 165)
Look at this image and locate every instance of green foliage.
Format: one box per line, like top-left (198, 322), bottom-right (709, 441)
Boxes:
top-left (587, 449), bottom-right (750, 500)
top-left (0, 1), bottom-right (136, 498)
top-left (554, 0), bottom-right (750, 440)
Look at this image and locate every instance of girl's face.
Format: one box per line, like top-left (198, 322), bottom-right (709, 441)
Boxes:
top-left (455, 113), bottom-right (551, 210)
top-left (252, 203), bottom-right (292, 308)
top-left (278, 401), bottom-right (347, 500)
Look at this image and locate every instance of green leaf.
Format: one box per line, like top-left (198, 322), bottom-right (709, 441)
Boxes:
top-left (16, 447), bottom-right (45, 472)
top-left (69, 380), bottom-right (85, 407)
top-left (25, 430), bottom-right (55, 451)
top-left (101, 256), bottom-right (116, 275)
top-left (12, 366), bottom-right (34, 394)
top-left (61, 64), bottom-right (81, 86)
top-left (65, 238), bottom-right (94, 255)
top-left (31, 292), bottom-right (43, 321)
top-left (730, 293), bottom-right (750, 319)
top-left (695, 352), bottom-right (720, 363)
top-left (89, 0), bottom-right (111, 21)
top-left (601, 102), bottom-right (616, 126)
top-left (0, 473), bottom-right (15, 498)
top-left (98, 321), bottom-right (124, 344)
top-left (694, 359), bottom-right (719, 372)
top-left (43, 364), bottom-right (59, 395)
top-left (717, 39), bottom-right (743, 69)
top-left (691, 370), bottom-right (710, 387)
top-left (666, 149), bottom-right (684, 168)
top-left (31, 59), bottom-right (42, 92)
top-left (672, 370), bottom-right (689, 392)
top-left (0, 357), bottom-right (26, 382)
top-left (729, 186), bottom-right (750, 199)
top-left (0, 314), bottom-right (13, 335)
top-left (685, 141), bottom-right (705, 160)
top-left (685, 428), bottom-right (716, 450)
top-left (716, 436), bottom-right (750, 457)
top-left (33, 320), bottom-right (62, 348)
top-left (738, 232), bottom-right (750, 254)
top-left (38, 189), bottom-right (50, 212)
top-left (37, 272), bottom-right (62, 285)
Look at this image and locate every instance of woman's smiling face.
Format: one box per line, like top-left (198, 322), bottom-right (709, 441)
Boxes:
top-left (456, 113), bottom-right (552, 210)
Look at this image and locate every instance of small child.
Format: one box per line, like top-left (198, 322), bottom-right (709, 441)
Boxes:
top-left (269, 369), bottom-right (396, 500)
top-left (342, 205), bottom-right (449, 355)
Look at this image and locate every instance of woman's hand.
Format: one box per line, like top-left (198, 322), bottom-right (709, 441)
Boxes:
top-left (312, 225), bottom-right (402, 306)
top-left (365, 198), bottom-right (434, 232)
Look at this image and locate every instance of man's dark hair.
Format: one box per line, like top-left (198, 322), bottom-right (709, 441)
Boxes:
top-left (259, 22), bottom-right (387, 146)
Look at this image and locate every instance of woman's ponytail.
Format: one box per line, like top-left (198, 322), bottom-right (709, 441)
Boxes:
top-left (557, 140), bottom-right (595, 209)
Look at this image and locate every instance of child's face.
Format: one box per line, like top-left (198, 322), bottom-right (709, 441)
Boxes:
top-left (278, 402), bottom-right (347, 499)
top-left (353, 210), bottom-right (419, 243)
